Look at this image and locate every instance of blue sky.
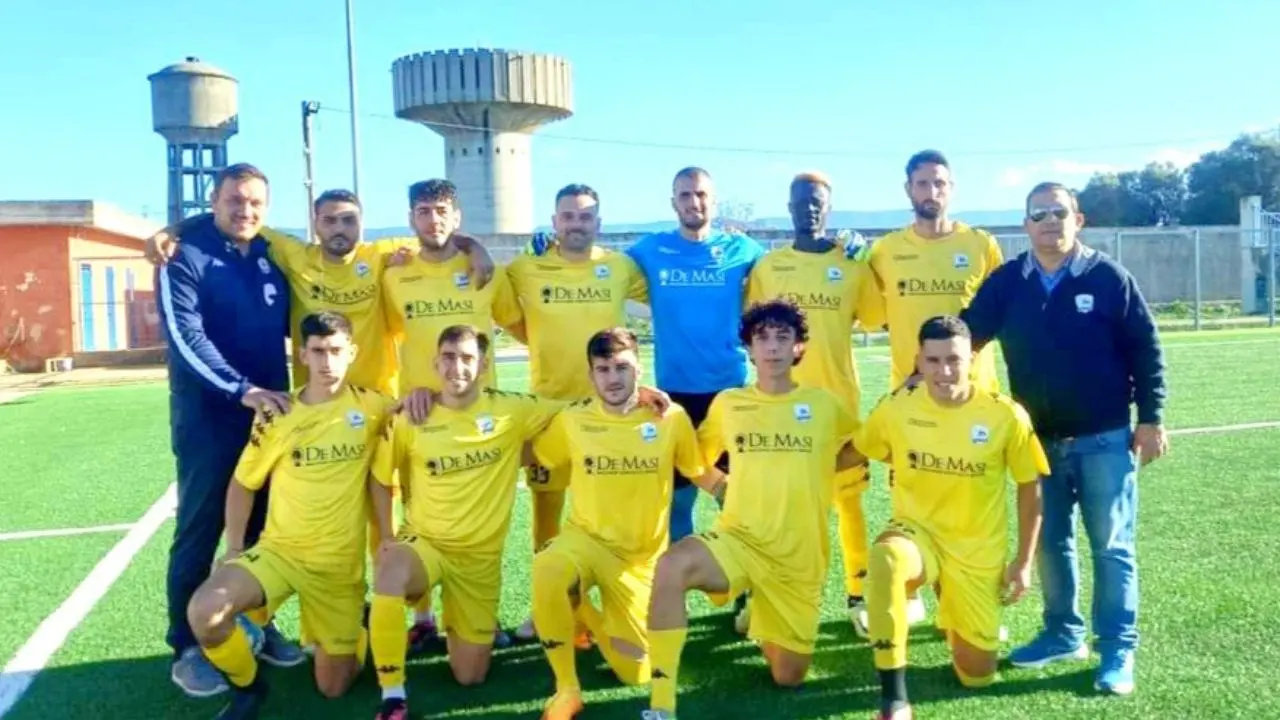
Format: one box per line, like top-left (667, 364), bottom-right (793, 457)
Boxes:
top-left (2, 0), bottom-right (1276, 230)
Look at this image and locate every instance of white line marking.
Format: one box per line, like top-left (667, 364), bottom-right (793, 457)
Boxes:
top-left (1169, 421), bottom-right (1280, 436)
top-left (1164, 338), bottom-right (1280, 349)
top-left (0, 524), bottom-right (136, 543)
top-left (0, 483), bottom-right (177, 718)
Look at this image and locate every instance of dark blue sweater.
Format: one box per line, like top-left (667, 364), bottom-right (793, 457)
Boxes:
top-left (156, 216), bottom-right (290, 417)
top-left (961, 245), bottom-right (1167, 441)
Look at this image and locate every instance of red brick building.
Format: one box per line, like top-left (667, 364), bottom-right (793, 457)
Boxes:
top-left (0, 201), bottom-right (163, 372)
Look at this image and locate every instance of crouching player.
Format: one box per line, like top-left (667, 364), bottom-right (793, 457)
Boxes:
top-left (187, 311), bottom-right (395, 718)
top-left (531, 327), bottom-right (723, 719)
top-left (859, 315), bottom-right (1047, 720)
top-left (643, 299), bottom-right (862, 719)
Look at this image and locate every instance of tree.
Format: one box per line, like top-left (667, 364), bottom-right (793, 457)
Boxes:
top-left (1076, 162), bottom-right (1187, 227)
top-left (713, 199), bottom-right (759, 233)
top-left (1183, 133), bottom-right (1280, 225)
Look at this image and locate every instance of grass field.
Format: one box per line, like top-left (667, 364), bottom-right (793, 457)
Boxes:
top-left (2, 329), bottom-right (1279, 719)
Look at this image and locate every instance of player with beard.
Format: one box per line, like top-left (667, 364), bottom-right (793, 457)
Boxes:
top-left (502, 184), bottom-right (650, 644)
top-left (864, 150), bottom-right (1006, 635)
top-left (745, 172), bottom-right (885, 633)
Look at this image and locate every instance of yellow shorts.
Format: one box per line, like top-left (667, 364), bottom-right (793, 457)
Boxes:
top-left (526, 462), bottom-right (571, 493)
top-left (397, 531), bottom-right (501, 646)
top-left (230, 546), bottom-right (365, 657)
top-left (695, 531), bottom-right (822, 655)
top-left (882, 518), bottom-right (1003, 652)
top-left (537, 526), bottom-right (653, 649)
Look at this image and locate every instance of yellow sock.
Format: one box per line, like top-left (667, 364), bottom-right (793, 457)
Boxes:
top-left (244, 606), bottom-right (269, 628)
top-left (532, 490), bottom-right (565, 552)
top-left (648, 627), bottom-right (687, 713)
top-left (532, 553), bottom-right (580, 691)
top-left (955, 665), bottom-right (998, 688)
top-left (370, 594), bottom-right (408, 690)
top-left (834, 469), bottom-right (869, 597)
top-left (205, 623), bottom-right (258, 688)
top-left (867, 537), bottom-right (922, 670)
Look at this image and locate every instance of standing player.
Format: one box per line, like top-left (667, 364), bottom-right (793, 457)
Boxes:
top-left (858, 315), bottom-right (1046, 719)
top-left (187, 311), bottom-right (395, 718)
top-left (366, 325), bottom-right (565, 720)
top-left (383, 179), bottom-right (526, 398)
top-left (530, 327), bottom-right (722, 720)
top-left (505, 183), bottom-right (649, 642)
top-left (158, 163), bottom-right (303, 697)
top-left (865, 150), bottom-right (1006, 630)
top-left (642, 299), bottom-right (862, 720)
top-left (745, 172), bottom-right (885, 631)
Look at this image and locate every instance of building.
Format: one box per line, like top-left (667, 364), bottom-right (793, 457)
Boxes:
top-left (0, 201), bottom-right (162, 372)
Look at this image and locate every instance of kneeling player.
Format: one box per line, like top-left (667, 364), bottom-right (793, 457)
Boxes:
top-left (643, 299), bottom-right (862, 719)
top-left (187, 311), bottom-right (394, 718)
top-left (859, 315), bottom-right (1047, 720)
top-left (531, 328), bottom-right (722, 719)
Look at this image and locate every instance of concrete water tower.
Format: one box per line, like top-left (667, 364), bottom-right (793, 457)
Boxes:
top-left (148, 57), bottom-right (239, 225)
top-left (391, 49), bottom-right (573, 234)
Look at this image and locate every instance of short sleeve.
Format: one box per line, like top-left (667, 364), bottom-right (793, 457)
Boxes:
top-left (531, 412), bottom-right (571, 470)
top-left (982, 231), bottom-right (1004, 277)
top-left (1005, 404), bottom-right (1051, 484)
top-left (853, 397), bottom-right (893, 463)
top-left (382, 271), bottom-right (406, 338)
top-left (694, 394), bottom-right (727, 467)
top-left (517, 395), bottom-right (570, 441)
top-left (233, 416), bottom-right (288, 491)
top-left (372, 236), bottom-right (419, 258)
top-left (744, 264), bottom-right (765, 308)
top-left (623, 255), bottom-right (649, 304)
top-left (833, 398), bottom-right (860, 441)
top-left (853, 263), bottom-right (887, 330)
top-left (670, 409), bottom-right (706, 480)
top-left (260, 227), bottom-right (307, 275)
top-left (489, 270), bottom-right (524, 328)
top-left (371, 415), bottom-right (409, 488)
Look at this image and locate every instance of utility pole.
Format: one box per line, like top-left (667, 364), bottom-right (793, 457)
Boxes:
top-left (345, 0), bottom-right (362, 199)
top-left (302, 101), bottom-right (321, 240)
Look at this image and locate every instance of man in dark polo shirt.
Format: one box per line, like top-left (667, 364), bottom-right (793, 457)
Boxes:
top-left (960, 181), bottom-right (1168, 698)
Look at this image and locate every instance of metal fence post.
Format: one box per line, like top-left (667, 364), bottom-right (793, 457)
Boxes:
top-left (1193, 229), bottom-right (1202, 331)
top-left (1270, 229), bottom-right (1277, 328)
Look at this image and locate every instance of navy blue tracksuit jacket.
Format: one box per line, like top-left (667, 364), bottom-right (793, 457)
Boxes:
top-left (155, 215), bottom-right (289, 656)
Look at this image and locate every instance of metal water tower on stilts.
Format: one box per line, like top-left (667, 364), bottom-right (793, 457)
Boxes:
top-left (148, 57), bottom-right (240, 226)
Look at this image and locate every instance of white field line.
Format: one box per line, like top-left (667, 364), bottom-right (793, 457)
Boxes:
top-left (0, 524), bottom-right (136, 543)
top-left (1169, 421), bottom-right (1280, 436)
top-left (0, 483), bottom-right (177, 718)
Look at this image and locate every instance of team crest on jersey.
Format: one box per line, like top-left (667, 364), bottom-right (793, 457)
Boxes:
top-left (1075, 294), bottom-right (1094, 313)
top-left (709, 245), bottom-right (724, 262)
top-left (454, 272), bottom-right (471, 289)
top-left (347, 410), bottom-right (366, 429)
top-left (793, 403), bottom-right (812, 422)
top-left (952, 253), bottom-right (970, 270)
top-left (970, 424), bottom-right (990, 445)
top-left (355, 261), bottom-right (371, 278)
top-left (826, 266), bottom-right (843, 282)
top-left (475, 415), bottom-right (495, 434)
top-left (257, 257), bottom-right (272, 275)
top-left (594, 264), bottom-right (611, 279)
top-left (639, 422), bottom-right (658, 442)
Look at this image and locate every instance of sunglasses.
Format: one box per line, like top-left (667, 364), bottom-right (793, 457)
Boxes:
top-left (1028, 206), bottom-right (1071, 223)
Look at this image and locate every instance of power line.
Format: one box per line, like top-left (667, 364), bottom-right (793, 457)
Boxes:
top-left (314, 105), bottom-right (1245, 159)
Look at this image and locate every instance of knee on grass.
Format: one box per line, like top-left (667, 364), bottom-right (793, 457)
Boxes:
top-left (314, 663), bottom-right (359, 699)
top-left (450, 658), bottom-right (490, 686)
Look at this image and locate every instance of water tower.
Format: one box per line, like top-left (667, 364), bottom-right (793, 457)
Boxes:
top-left (148, 57), bottom-right (239, 225)
top-left (391, 49), bottom-right (573, 234)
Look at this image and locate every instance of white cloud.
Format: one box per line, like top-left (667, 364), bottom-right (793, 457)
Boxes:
top-left (1049, 159), bottom-right (1117, 175)
top-left (997, 159), bottom-right (1114, 188)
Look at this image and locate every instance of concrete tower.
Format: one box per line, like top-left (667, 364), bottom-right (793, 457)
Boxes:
top-left (392, 49), bottom-right (573, 234)
top-left (148, 57), bottom-right (239, 225)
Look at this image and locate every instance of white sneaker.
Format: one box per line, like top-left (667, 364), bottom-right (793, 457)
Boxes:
top-left (641, 711), bottom-right (675, 720)
top-left (733, 600), bottom-right (751, 635)
top-left (906, 596), bottom-right (927, 625)
top-left (853, 596), bottom-right (929, 638)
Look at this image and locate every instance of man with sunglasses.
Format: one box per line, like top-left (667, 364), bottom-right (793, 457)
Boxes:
top-left (960, 181), bottom-right (1169, 697)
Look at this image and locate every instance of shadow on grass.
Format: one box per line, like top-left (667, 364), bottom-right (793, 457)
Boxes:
top-left (6, 616), bottom-right (1096, 720)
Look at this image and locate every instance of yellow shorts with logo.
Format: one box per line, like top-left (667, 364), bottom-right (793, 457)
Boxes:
top-left (229, 546), bottom-right (366, 657)
top-left (883, 518), bottom-right (1003, 652)
top-left (526, 462), bottom-right (572, 493)
top-left (397, 531), bottom-right (501, 646)
top-left (695, 530), bottom-right (822, 655)
top-left (537, 526), bottom-right (654, 649)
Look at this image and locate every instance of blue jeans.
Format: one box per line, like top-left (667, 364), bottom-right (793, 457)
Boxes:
top-left (1037, 426), bottom-right (1140, 654)
top-left (669, 483), bottom-right (699, 543)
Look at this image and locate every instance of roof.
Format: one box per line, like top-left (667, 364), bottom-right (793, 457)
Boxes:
top-left (0, 201), bottom-right (162, 242)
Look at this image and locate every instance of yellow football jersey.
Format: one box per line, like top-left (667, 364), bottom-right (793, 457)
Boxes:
top-left (233, 385), bottom-right (394, 581)
top-left (697, 386), bottom-right (858, 585)
top-left (382, 252), bottom-right (524, 395)
top-left (506, 246), bottom-right (649, 400)
top-left (746, 245), bottom-right (886, 415)
top-left (263, 229), bottom-right (414, 396)
top-left (532, 400), bottom-right (703, 564)
top-left (868, 223), bottom-right (1003, 390)
top-left (856, 386), bottom-right (1049, 572)
top-left (371, 389), bottom-right (564, 557)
